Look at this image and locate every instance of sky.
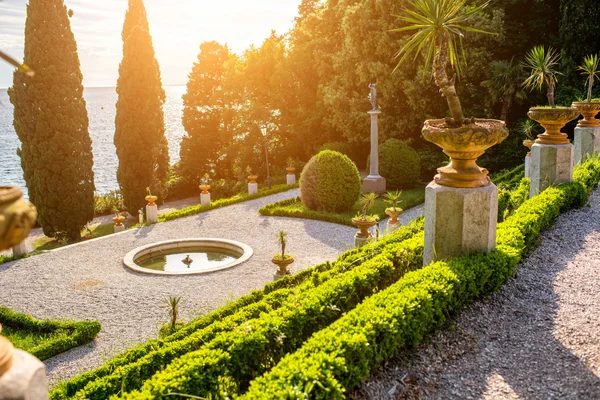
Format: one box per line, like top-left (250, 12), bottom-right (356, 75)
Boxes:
top-left (0, 0), bottom-right (301, 88)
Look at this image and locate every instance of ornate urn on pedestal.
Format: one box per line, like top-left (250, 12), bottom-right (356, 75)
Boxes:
top-left (523, 139), bottom-right (534, 156)
top-left (0, 186), bottom-right (37, 379)
top-left (248, 175), bottom-right (258, 184)
top-left (145, 194), bottom-right (158, 207)
top-left (199, 184), bottom-right (210, 195)
top-left (527, 107), bottom-right (580, 145)
top-left (572, 101), bottom-right (600, 128)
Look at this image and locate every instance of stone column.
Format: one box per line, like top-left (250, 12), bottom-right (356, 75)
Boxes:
top-left (424, 182), bottom-right (498, 266)
top-left (114, 224), bottom-right (125, 233)
top-left (0, 349), bottom-right (48, 400)
top-left (286, 174), bottom-right (296, 185)
top-left (248, 182), bottom-right (258, 195)
top-left (363, 110), bottom-right (386, 193)
top-left (529, 143), bottom-right (574, 197)
top-left (200, 193), bottom-right (211, 206)
top-left (574, 126), bottom-right (600, 165)
top-left (524, 154), bottom-right (531, 178)
top-left (11, 242), bottom-right (27, 257)
top-left (146, 204), bottom-right (158, 224)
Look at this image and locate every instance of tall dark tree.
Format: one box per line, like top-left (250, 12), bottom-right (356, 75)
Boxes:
top-left (179, 41), bottom-right (230, 186)
top-left (115, 0), bottom-right (169, 213)
top-left (8, 0), bottom-right (95, 241)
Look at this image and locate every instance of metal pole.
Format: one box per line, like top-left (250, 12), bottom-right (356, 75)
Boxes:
top-left (264, 134), bottom-right (271, 189)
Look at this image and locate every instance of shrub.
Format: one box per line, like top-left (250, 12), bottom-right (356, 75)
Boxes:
top-left (93, 191), bottom-right (125, 217)
top-left (317, 142), bottom-right (366, 168)
top-left (369, 139), bottom-right (421, 188)
top-left (300, 150), bottom-right (362, 212)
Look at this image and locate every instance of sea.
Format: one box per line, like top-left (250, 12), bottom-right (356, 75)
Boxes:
top-left (0, 86), bottom-right (187, 199)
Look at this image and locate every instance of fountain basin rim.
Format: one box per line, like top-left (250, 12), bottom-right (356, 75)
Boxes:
top-left (123, 238), bottom-right (253, 275)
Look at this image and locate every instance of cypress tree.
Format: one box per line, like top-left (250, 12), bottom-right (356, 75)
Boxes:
top-left (8, 0), bottom-right (95, 241)
top-left (115, 0), bottom-right (169, 213)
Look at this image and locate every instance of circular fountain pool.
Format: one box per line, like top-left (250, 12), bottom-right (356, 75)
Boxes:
top-left (123, 239), bottom-right (253, 275)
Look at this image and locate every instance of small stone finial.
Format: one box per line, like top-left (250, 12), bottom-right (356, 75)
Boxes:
top-left (182, 255), bottom-right (193, 268)
top-left (368, 83), bottom-right (378, 111)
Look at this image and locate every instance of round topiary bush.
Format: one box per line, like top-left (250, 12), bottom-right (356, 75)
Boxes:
top-left (369, 139), bottom-right (421, 188)
top-left (300, 150), bottom-right (362, 212)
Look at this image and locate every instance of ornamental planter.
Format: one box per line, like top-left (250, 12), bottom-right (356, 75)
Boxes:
top-left (199, 184), bottom-right (211, 194)
top-left (385, 208), bottom-right (403, 224)
top-left (0, 186), bottom-right (37, 251)
top-left (523, 139), bottom-right (534, 156)
top-left (527, 107), bottom-right (580, 145)
top-left (572, 101), bottom-right (600, 128)
top-left (272, 255), bottom-right (294, 280)
top-left (112, 215), bottom-right (126, 227)
top-left (145, 195), bottom-right (158, 207)
top-left (248, 175), bottom-right (258, 184)
top-left (286, 167), bottom-right (296, 175)
top-left (351, 218), bottom-right (377, 239)
top-left (422, 119), bottom-right (509, 188)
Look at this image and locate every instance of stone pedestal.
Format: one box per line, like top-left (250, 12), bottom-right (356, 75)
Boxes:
top-left (146, 204), bottom-right (158, 224)
top-left (363, 109), bottom-right (386, 193)
top-left (354, 235), bottom-right (371, 248)
top-left (200, 193), bottom-right (211, 207)
top-left (424, 182), bottom-right (498, 266)
top-left (113, 224), bottom-right (125, 233)
top-left (138, 213), bottom-right (144, 225)
top-left (524, 154), bottom-right (531, 178)
top-left (0, 349), bottom-right (49, 400)
top-left (286, 174), bottom-right (296, 185)
top-left (386, 221), bottom-right (400, 234)
top-left (529, 143), bottom-right (574, 198)
top-left (273, 272), bottom-right (290, 281)
top-left (574, 126), bottom-right (600, 165)
top-left (248, 182), bottom-right (258, 195)
top-left (12, 242), bottom-right (27, 257)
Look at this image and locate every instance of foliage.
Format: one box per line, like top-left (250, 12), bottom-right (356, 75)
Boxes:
top-left (522, 46), bottom-right (562, 108)
top-left (0, 306), bottom-right (100, 361)
top-left (161, 296), bottom-right (181, 333)
top-left (383, 190), bottom-right (403, 211)
top-left (93, 191), bottom-right (125, 217)
top-left (498, 177), bottom-right (530, 222)
top-left (392, 0), bottom-right (492, 123)
top-left (481, 58), bottom-right (528, 122)
top-left (517, 119), bottom-right (542, 141)
top-left (8, 0), bottom-right (95, 241)
top-left (372, 139), bottom-right (421, 188)
top-left (259, 188), bottom-right (426, 226)
top-left (50, 219), bottom-right (425, 400)
top-left (276, 230), bottom-right (288, 260)
top-left (577, 54), bottom-right (600, 102)
top-left (115, 0), bottom-right (170, 213)
top-left (317, 142), bottom-right (363, 168)
top-left (356, 192), bottom-right (378, 220)
top-left (300, 150), bottom-right (362, 213)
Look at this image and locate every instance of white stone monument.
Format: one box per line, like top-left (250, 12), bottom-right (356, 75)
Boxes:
top-left (573, 102), bottom-right (600, 165)
top-left (524, 154), bottom-right (531, 178)
top-left (11, 242), bottom-right (27, 257)
top-left (201, 193), bottom-right (211, 206)
top-left (363, 84), bottom-right (386, 193)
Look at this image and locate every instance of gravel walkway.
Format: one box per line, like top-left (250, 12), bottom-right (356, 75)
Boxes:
top-left (353, 189), bottom-right (600, 399)
top-left (0, 188), bottom-right (360, 386)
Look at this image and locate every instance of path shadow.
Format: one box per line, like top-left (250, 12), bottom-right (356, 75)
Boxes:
top-left (134, 224), bottom-right (155, 239)
top-left (43, 339), bottom-right (99, 376)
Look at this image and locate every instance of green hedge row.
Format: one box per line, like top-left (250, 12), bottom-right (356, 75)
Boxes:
top-left (117, 232), bottom-right (425, 399)
top-left (0, 307), bottom-right (101, 361)
top-left (239, 158), bottom-right (600, 399)
top-left (498, 177), bottom-right (530, 222)
top-left (158, 183), bottom-right (299, 222)
top-left (493, 164), bottom-right (525, 188)
top-left (51, 219), bottom-right (425, 400)
top-left (259, 197), bottom-right (359, 226)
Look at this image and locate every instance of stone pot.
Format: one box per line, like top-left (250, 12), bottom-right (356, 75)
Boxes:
top-left (572, 101), bottom-right (600, 128)
top-left (199, 184), bottom-right (210, 194)
top-left (145, 195), bottom-right (158, 207)
top-left (112, 215), bottom-right (126, 227)
top-left (527, 107), bottom-right (580, 145)
top-left (523, 139), bottom-right (534, 156)
top-left (0, 186), bottom-right (37, 252)
top-left (385, 208), bottom-right (403, 224)
top-left (422, 119), bottom-right (509, 188)
top-left (248, 175), bottom-right (258, 184)
top-left (351, 218), bottom-right (377, 239)
top-left (286, 167), bottom-right (296, 175)
top-left (272, 255), bottom-right (294, 276)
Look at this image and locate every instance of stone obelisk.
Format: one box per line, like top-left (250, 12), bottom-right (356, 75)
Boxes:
top-left (363, 83), bottom-right (386, 193)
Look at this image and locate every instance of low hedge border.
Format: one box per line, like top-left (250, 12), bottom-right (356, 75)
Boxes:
top-left (498, 177), bottom-right (530, 222)
top-left (51, 219), bottom-right (425, 400)
top-left (158, 183), bottom-right (298, 222)
top-left (0, 306), bottom-right (101, 361)
top-left (239, 157), bottom-right (600, 399)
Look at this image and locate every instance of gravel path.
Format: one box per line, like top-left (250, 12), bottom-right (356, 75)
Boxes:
top-left (353, 189), bottom-right (600, 399)
top-left (0, 188), bottom-right (361, 386)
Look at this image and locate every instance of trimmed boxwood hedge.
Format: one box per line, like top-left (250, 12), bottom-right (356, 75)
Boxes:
top-left (0, 307), bottom-right (101, 361)
top-left (239, 158), bottom-right (600, 399)
top-left (50, 219), bottom-right (425, 400)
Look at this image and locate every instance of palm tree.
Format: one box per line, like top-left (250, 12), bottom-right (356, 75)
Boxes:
top-left (578, 54), bottom-right (600, 102)
top-left (481, 59), bottom-right (527, 121)
top-left (392, 0), bottom-right (491, 125)
top-left (522, 46), bottom-right (561, 108)
top-left (162, 296), bottom-right (181, 331)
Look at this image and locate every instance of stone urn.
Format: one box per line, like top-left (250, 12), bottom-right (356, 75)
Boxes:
top-left (527, 107), bottom-right (580, 145)
top-left (385, 208), bottom-right (403, 224)
top-left (422, 119), bottom-right (509, 188)
top-left (199, 184), bottom-right (210, 194)
top-left (572, 101), bottom-right (600, 128)
top-left (523, 139), bottom-right (534, 156)
top-left (351, 217), bottom-right (377, 239)
top-left (112, 215), bottom-right (126, 227)
top-left (145, 195), bottom-right (158, 207)
top-left (248, 175), bottom-right (258, 184)
top-left (286, 167), bottom-right (296, 175)
top-left (272, 255), bottom-right (294, 278)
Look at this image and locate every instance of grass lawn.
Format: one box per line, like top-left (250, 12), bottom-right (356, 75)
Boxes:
top-left (259, 187), bottom-right (426, 226)
top-left (2, 326), bottom-right (72, 353)
top-left (33, 222), bottom-right (114, 252)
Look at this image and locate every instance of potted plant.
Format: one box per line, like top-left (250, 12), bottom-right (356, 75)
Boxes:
top-left (272, 230), bottom-right (294, 278)
top-left (572, 54), bottom-right (600, 127)
top-left (518, 119), bottom-right (541, 156)
top-left (199, 173), bottom-right (211, 194)
top-left (112, 207), bottom-right (126, 227)
top-left (522, 46), bottom-right (580, 144)
top-left (393, 0), bottom-right (508, 188)
top-left (286, 157), bottom-right (296, 175)
top-left (383, 190), bottom-right (403, 225)
top-left (247, 166), bottom-right (258, 184)
top-left (351, 193), bottom-right (379, 239)
top-left (145, 187), bottom-right (157, 207)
